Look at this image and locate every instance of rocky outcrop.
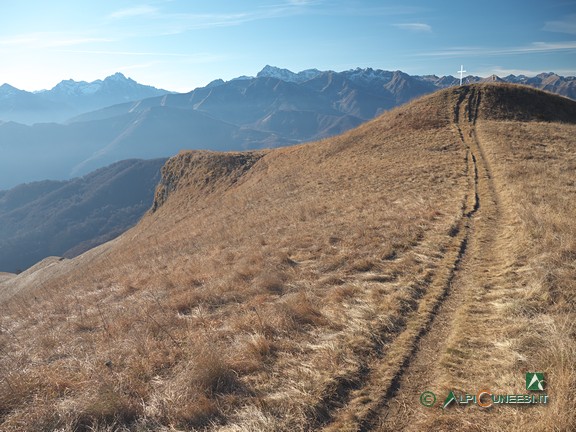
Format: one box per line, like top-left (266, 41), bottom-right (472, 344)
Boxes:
top-left (152, 150), bottom-right (265, 212)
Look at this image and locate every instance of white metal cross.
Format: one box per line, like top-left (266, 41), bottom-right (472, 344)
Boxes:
top-left (458, 65), bottom-right (466, 86)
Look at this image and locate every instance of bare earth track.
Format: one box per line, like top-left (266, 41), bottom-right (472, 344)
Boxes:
top-left (313, 87), bottom-right (509, 432)
top-left (375, 86), bottom-right (512, 431)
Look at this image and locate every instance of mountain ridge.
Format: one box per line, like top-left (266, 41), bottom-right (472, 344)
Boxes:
top-left (2, 67), bottom-right (574, 127)
top-left (0, 158), bottom-right (166, 273)
top-left (0, 73), bottom-right (171, 124)
top-left (254, 66), bottom-right (576, 99)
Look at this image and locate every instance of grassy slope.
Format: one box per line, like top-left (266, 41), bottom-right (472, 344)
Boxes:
top-left (378, 85), bottom-right (576, 432)
top-left (0, 84), bottom-right (573, 431)
top-left (438, 86), bottom-right (576, 431)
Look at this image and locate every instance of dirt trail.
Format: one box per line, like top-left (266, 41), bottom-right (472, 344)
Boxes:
top-left (371, 86), bottom-right (507, 431)
top-left (312, 86), bottom-right (508, 431)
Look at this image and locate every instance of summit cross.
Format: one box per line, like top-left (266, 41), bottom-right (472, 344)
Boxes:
top-left (458, 65), bottom-right (466, 86)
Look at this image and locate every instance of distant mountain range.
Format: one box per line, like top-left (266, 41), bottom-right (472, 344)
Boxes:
top-left (0, 73), bottom-right (171, 124)
top-left (0, 158), bottom-right (165, 272)
top-left (254, 66), bottom-right (576, 99)
top-left (1, 66), bottom-right (575, 190)
top-left (2, 67), bottom-right (574, 126)
top-left (491, 72), bottom-right (576, 99)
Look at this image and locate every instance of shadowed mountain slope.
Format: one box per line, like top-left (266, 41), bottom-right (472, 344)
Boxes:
top-left (0, 84), bottom-right (574, 431)
top-left (0, 158), bottom-right (166, 273)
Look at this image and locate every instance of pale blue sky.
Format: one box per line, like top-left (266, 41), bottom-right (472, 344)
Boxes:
top-left (1, 0), bottom-right (575, 92)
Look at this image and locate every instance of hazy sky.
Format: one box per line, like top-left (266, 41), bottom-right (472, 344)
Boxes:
top-left (1, 0), bottom-right (575, 92)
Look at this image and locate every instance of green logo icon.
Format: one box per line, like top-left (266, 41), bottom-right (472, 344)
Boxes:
top-left (526, 373), bottom-right (545, 391)
top-left (420, 391), bottom-right (436, 407)
top-left (443, 391), bottom-right (457, 409)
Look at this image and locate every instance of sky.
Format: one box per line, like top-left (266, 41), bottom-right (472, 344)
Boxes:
top-left (1, 0), bottom-right (575, 92)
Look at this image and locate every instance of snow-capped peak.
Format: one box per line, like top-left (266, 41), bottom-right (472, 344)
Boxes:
top-left (342, 67), bottom-right (395, 86)
top-left (52, 78), bottom-right (102, 96)
top-left (106, 72), bottom-right (129, 82)
top-left (230, 75), bottom-right (254, 81)
top-left (256, 65), bottom-right (322, 83)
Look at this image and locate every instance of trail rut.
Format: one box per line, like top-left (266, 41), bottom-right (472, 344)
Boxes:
top-left (372, 86), bottom-right (505, 431)
top-left (309, 86), bottom-right (505, 431)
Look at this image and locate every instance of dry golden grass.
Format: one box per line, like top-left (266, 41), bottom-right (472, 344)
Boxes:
top-left (0, 83), bottom-right (574, 431)
top-left (401, 85), bottom-right (576, 432)
top-left (460, 117), bottom-right (576, 432)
